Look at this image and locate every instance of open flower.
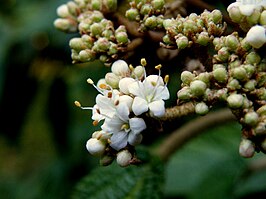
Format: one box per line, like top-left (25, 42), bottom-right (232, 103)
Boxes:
top-left (101, 103), bottom-right (146, 151)
top-left (127, 74), bottom-right (170, 117)
top-left (227, 0), bottom-right (266, 16)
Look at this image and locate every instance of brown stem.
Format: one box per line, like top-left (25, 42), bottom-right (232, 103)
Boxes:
top-left (155, 108), bottom-right (236, 161)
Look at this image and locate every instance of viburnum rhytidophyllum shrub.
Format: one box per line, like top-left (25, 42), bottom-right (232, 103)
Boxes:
top-left (54, 0), bottom-right (266, 168)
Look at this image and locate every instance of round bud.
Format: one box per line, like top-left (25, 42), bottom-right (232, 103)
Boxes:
top-left (69, 37), bottom-right (86, 51)
top-left (190, 80), bottom-right (207, 97)
top-left (244, 111), bottom-right (259, 126)
top-left (260, 10), bottom-right (266, 25)
top-left (231, 66), bottom-right (248, 81)
top-left (90, 23), bottom-right (103, 37)
top-left (239, 139), bottom-right (255, 158)
top-left (105, 72), bottom-right (120, 88)
top-left (257, 105), bottom-right (266, 116)
top-left (79, 49), bottom-right (96, 62)
top-left (227, 78), bottom-right (241, 90)
top-left (225, 34), bottom-right (239, 51)
top-left (115, 32), bottom-right (129, 44)
top-left (244, 79), bottom-right (256, 91)
top-left (196, 32), bottom-right (210, 46)
top-left (245, 51), bottom-right (261, 65)
top-left (151, 0), bottom-right (165, 11)
top-left (86, 138), bottom-right (106, 156)
top-left (144, 16), bottom-right (158, 29)
top-left (195, 102), bottom-right (209, 115)
top-left (227, 93), bottom-right (244, 109)
top-left (246, 25), bottom-right (266, 48)
top-left (133, 65), bottom-right (145, 79)
top-left (116, 150), bottom-right (132, 167)
top-left (111, 60), bottom-right (130, 76)
top-left (140, 4), bottom-right (153, 15)
top-left (181, 71), bottom-right (195, 85)
top-left (100, 155), bottom-right (114, 166)
top-left (57, 4), bottom-right (70, 18)
top-left (228, 5), bottom-right (243, 23)
top-left (213, 67), bottom-right (228, 84)
top-left (176, 36), bottom-right (189, 49)
top-left (125, 8), bottom-right (140, 21)
top-left (211, 9), bottom-right (222, 24)
top-left (54, 18), bottom-right (77, 32)
top-left (177, 86), bottom-right (191, 100)
top-left (217, 47), bottom-right (230, 62)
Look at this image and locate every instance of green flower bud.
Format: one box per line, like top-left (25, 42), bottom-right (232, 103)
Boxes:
top-left (231, 66), bottom-right (248, 81)
top-left (183, 19), bottom-right (197, 33)
top-left (99, 54), bottom-right (108, 63)
top-left (197, 72), bottom-right (211, 85)
top-left (227, 93), bottom-right (244, 109)
top-left (196, 32), bottom-right (210, 46)
top-left (115, 32), bottom-right (129, 44)
top-left (54, 18), bottom-right (77, 32)
top-left (244, 79), bottom-right (256, 91)
top-left (227, 78), bottom-right (241, 90)
top-left (240, 38), bottom-right (252, 51)
top-left (256, 88), bottom-right (266, 100)
top-left (256, 72), bottom-right (266, 87)
top-left (133, 65), bottom-right (144, 79)
top-left (105, 72), bottom-right (120, 88)
top-left (177, 86), bottom-right (191, 100)
top-left (91, 11), bottom-right (105, 22)
top-left (162, 34), bottom-right (174, 45)
top-left (217, 47), bottom-right (230, 62)
top-left (181, 71), bottom-right (195, 85)
top-left (67, 2), bottom-right (79, 16)
top-left (151, 0), bottom-right (165, 11)
top-left (211, 9), bottom-right (222, 24)
top-left (69, 37), bottom-right (86, 51)
top-left (190, 80), bottom-right (207, 97)
top-left (225, 34), bottom-right (239, 51)
top-left (81, 35), bottom-right (94, 48)
top-left (176, 36), bottom-right (189, 49)
top-left (255, 123), bottom-right (266, 135)
top-left (245, 51), bottom-right (261, 65)
top-left (213, 67), bottom-right (228, 84)
top-left (163, 19), bottom-right (175, 29)
top-left (91, 0), bottom-right (102, 10)
top-left (140, 4), bottom-right (153, 15)
top-left (213, 64), bottom-right (226, 70)
top-left (195, 102), bottom-right (209, 115)
top-left (246, 9), bottom-right (261, 25)
top-left (244, 111), bottom-right (259, 126)
top-left (116, 150), bottom-right (132, 167)
top-left (104, 0), bottom-right (117, 13)
top-left (79, 49), bottom-right (96, 62)
top-left (90, 23), bottom-right (104, 37)
top-left (243, 64), bottom-right (256, 78)
top-left (108, 42), bottom-right (118, 55)
top-left (93, 37), bottom-right (110, 52)
top-left (260, 10), bottom-right (266, 25)
top-left (229, 59), bottom-right (242, 69)
top-left (102, 29), bottom-right (114, 40)
top-left (126, 8), bottom-right (140, 21)
top-left (239, 139), bottom-right (255, 158)
top-left (144, 16), bottom-right (158, 29)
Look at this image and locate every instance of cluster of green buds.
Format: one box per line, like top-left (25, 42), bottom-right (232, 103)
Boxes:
top-left (125, 0), bottom-right (166, 31)
top-left (178, 31), bottom-right (266, 157)
top-left (54, 0), bottom-right (130, 64)
top-left (161, 9), bottom-right (226, 49)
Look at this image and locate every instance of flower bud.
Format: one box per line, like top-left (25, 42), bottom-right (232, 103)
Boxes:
top-left (260, 10), bottom-right (266, 25)
top-left (100, 155), bottom-right (114, 166)
top-left (244, 79), bottom-right (256, 91)
top-left (144, 16), bottom-right (158, 29)
top-left (227, 4), bottom-right (243, 23)
top-left (91, 0), bottom-right (102, 10)
top-left (57, 4), bottom-right (70, 18)
top-left (181, 71), bottom-right (195, 85)
top-left (115, 31), bottom-right (129, 44)
top-left (231, 66), bottom-right (248, 81)
top-left (90, 23), bottom-right (104, 37)
top-left (195, 102), bottom-right (209, 115)
top-left (225, 34), bottom-right (239, 51)
top-left (190, 80), bottom-right (207, 97)
top-left (211, 9), bottom-right (223, 24)
top-left (239, 139), bottom-right (255, 158)
top-left (227, 78), bottom-right (241, 90)
top-left (79, 49), bottom-right (96, 62)
top-left (227, 93), bottom-right (244, 109)
top-left (93, 37), bottom-right (110, 52)
top-left (198, 72), bottom-right (211, 85)
top-left (126, 8), bottom-right (140, 21)
top-left (245, 51), bottom-right (261, 65)
top-left (111, 60), bottom-right (130, 76)
top-left (243, 64), bottom-right (255, 78)
top-left (116, 150), bottom-right (132, 167)
top-left (86, 138), bottom-right (106, 156)
top-left (213, 67), bottom-right (228, 84)
top-left (105, 72), bottom-right (120, 88)
top-left (151, 0), bottom-right (165, 11)
top-left (196, 32), bottom-right (210, 46)
top-left (257, 105), bottom-right (266, 116)
top-left (140, 4), bottom-right (153, 15)
top-left (255, 122), bottom-right (266, 135)
top-left (177, 86), bottom-right (191, 100)
top-left (246, 8), bottom-right (261, 25)
top-left (133, 65), bottom-right (145, 79)
top-left (246, 25), bottom-right (266, 48)
top-left (54, 18), bottom-right (77, 32)
top-left (244, 111), bottom-right (259, 126)
top-left (67, 2), bottom-right (79, 16)
top-left (176, 36), bottom-right (189, 49)
top-left (256, 72), bottom-right (266, 87)
top-left (104, 0), bottom-right (117, 12)
top-left (217, 47), bottom-right (230, 62)
top-left (69, 37), bottom-right (86, 50)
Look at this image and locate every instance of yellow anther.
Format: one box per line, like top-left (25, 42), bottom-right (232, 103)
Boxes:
top-left (164, 75), bottom-right (169, 83)
top-left (87, 78), bottom-right (94, 84)
top-left (140, 58), bottom-right (147, 66)
top-left (93, 120), bottom-right (99, 126)
top-left (129, 64), bottom-right (134, 71)
top-left (99, 83), bottom-right (107, 89)
top-left (74, 101), bottom-right (81, 107)
top-left (155, 64), bottom-right (162, 70)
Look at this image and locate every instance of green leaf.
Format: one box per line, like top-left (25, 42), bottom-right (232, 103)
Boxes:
top-left (71, 157), bottom-right (164, 199)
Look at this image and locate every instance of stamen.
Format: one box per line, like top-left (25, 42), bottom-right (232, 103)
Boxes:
top-left (164, 75), bottom-right (169, 84)
top-left (114, 100), bottom-right (119, 106)
top-left (93, 120), bottom-right (99, 126)
top-left (87, 78), bottom-right (104, 94)
top-left (74, 100), bottom-right (93, 110)
top-left (155, 64), bottom-right (162, 70)
top-left (129, 64), bottom-right (134, 71)
top-left (140, 58), bottom-right (147, 66)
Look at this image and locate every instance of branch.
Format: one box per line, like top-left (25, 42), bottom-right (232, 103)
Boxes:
top-left (155, 108), bottom-right (236, 161)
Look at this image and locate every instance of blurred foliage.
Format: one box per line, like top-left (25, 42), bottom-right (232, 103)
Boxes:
top-left (0, 0), bottom-right (266, 199)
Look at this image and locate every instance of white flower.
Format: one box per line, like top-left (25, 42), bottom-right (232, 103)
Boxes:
top-left (227, 0), bottom-right (265, 16)
top-left (119, 77), bottom-right (136, 94)
top-left (86, 138), bottom-right (106, 156)
top-left (128, 75), bottom-right (170, 117)
top-left (246, 25), bottom-right (266, 48)
top-left (101, 103), bottom-right (146, 151)
top-left (111, 60), bottom-right (130, 77)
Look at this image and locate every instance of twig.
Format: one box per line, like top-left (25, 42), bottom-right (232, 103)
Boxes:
top-left (155, 108), bottom-right (236, 161)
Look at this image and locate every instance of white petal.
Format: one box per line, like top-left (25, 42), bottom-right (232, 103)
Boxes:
top-left (132, 97), bottom-right (149, 115)
top-left (129, 117), bottom-right (147, 134)
top-left (128, 133), bottom-right (143, 146)
top-left (145, 75), bottom-right (164, 86)
top-left (96, 94), bottom-right (115, 117)
top-left (101, 117), bottom-right (123, 133)
top-left (128, 81), bottom-right (145, 97)
top-left (239, 4), bottom-right (256, 16)
top-left (154, 86), bottom-right (170, 101)
top-left (110, 131), bottom-right (128, 150)
top-left (148, 100), bottom-right (166, 117)
top-left (116, 103), bottom-right (130, 122)
top-left (119, 77), bottom-right (136, 94)
top-left (118, 95), bottom-right (133, 110)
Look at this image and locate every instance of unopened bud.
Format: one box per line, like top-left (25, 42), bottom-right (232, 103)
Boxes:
top-left (181, 71), bottom-right (195, 85)
top-left (244, 111), bottom-right (259, 126)
top-left (116, 150), bottom-right (132, 167)
top-left (115, 31), bottom-right (129, 44)
top-left (190, 80), bottom-right (207, 97)
top-left (126, 8), bottom-right (140, 21)
top-left (105, 72), bottom-right (120, 88)
top-left (144, 16), bottom-right (158, 29)
top-left (176, 36), bottom-right (189, 49)
top-left (246, 25), bottom-right (266, 48)
top-left (177, 86), bottom-right (191, 100)
top-left (227, 93), bottom-right (244, 109)
top-left (225, 34), bottom-right (239, 51)
top-left (151, 0), bottom-right (165, 11)
top-left (239, 139), bottom-right (255, 158)
top-left (57, 4), bottom-right (70, 18)
top-left (213, 67), bottom-right (228, 84)
top-left (245, 51), bottom-right (261, 65)
top-left (196, 32), bottom-right (210, 46)
top-left (195, 102), bottom-right (209, 115)
top-left (54, 18), bottom-right (77, 32)
top-left (232, 66), bottom-right (248, 81)
top-left (111, 60), bottom-right (130, 77)
top-left (260, 10), bottom-right (266, 25)
top-left (86, 138), bottom-right (106, 156)
top-left (100, 155), bottom-right (114, 166)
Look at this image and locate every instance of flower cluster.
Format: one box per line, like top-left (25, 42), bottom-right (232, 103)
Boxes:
top-left (76, 59), bottom-right (170, 166)
top-left (162, 9), bottom-right (226, 49)
top-left (54, 0), bottom-right (130, 65)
